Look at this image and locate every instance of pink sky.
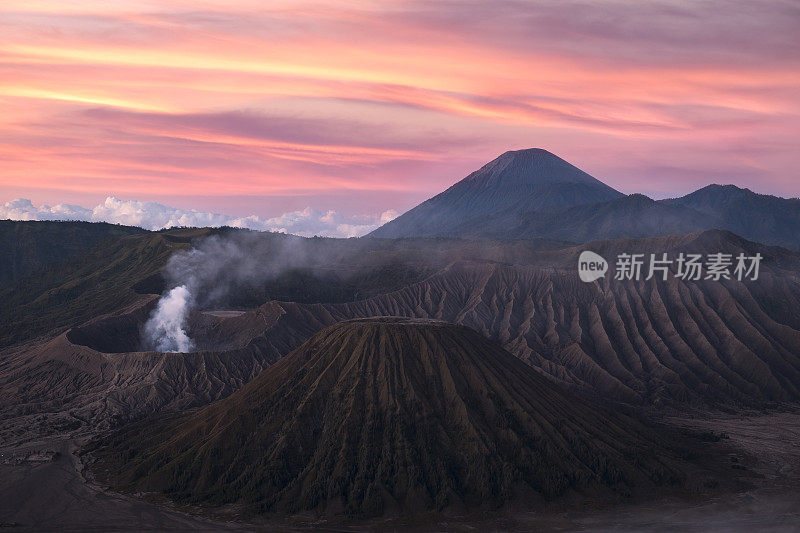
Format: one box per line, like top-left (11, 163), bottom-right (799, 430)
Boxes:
top-left (1, 0), bottom-right (798, 223)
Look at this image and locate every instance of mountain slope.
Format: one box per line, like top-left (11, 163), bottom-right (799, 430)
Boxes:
top-left (0, 227), bottom-right (216, 348)
top-left (0, 220), bottom-right (146, 287)
top-left (5, 230), bottom-right (799, 447)
top-left (369, 149), bottom-right (623, 239)
top-left (666, 184), bottom-right (800, 249)
top-left (184, 231), bottom-right (798, 407)
top-left (89, 318), bottom-right (705, 517)
top-left (502, 194), bottom-right (716, 241)
top-left (368, 151), bottom-right (800, 248)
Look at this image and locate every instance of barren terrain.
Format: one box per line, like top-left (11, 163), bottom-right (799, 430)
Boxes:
top-left (1, 411), bottom-right (798, 531)
top-left (2, 228), bottom-right (799, 530)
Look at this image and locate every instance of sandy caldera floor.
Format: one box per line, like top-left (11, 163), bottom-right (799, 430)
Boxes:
top-left (0, 411), bottom-right (799, 532)
top-left (0, 438), bottom-right (244, 532)
top-left (517, 410), bottom-right (800, 533)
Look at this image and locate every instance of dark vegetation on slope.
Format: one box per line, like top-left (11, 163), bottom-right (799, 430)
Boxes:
top-left (0, 229), bottom-right (201, 348)
top-left (0, 218), bottom-right (567, 350)
top-left (0, 220), bottom-right (145, 287)
top-left (134, 261), bottom-right (437, 307)
top-left (88, 319), bottom-right (722, 518)
top-left (135, 240), bottom-right (567, 309)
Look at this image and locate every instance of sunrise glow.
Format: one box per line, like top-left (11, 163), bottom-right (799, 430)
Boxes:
top-left (1, 0), bottom-right (798, 222)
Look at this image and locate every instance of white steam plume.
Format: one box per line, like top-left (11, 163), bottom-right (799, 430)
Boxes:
top-left (141, 230), bottom-right (402, 352)
top-left (141, 232), bottom-right (322, 353)
top-left (143, 285), bottom-right (194, 353)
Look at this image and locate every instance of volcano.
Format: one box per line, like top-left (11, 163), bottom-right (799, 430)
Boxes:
top-left (368, 148), bottom-right (623, 239)
top-left (89, 318), bottom-right (709, 518)
top-left (368, 150), bottom-right (800, 249)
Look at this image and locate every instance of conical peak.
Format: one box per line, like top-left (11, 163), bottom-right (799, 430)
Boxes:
top-left (464, 148), bottom-right (605, 188)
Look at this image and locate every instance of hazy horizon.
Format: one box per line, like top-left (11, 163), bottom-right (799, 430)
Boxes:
top-left (3, 157), bottom-right (798, 237)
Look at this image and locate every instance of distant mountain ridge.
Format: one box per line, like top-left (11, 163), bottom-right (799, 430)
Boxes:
top-left (502, 193), bottom-right (716, 242)
top-left (666, 184), bottom-right (800, 249)
top-left (368, 150), bottom-right (800, 249)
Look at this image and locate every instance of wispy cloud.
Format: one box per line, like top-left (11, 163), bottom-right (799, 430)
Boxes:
top-left (0, 0), bottom-right (798, 209)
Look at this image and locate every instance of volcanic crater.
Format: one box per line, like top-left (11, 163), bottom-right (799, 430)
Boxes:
top-left (66, 299), bottom-right (261, 354)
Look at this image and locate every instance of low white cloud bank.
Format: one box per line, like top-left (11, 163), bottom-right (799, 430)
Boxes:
top-left (0, 197), bottom-right (399, 238)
